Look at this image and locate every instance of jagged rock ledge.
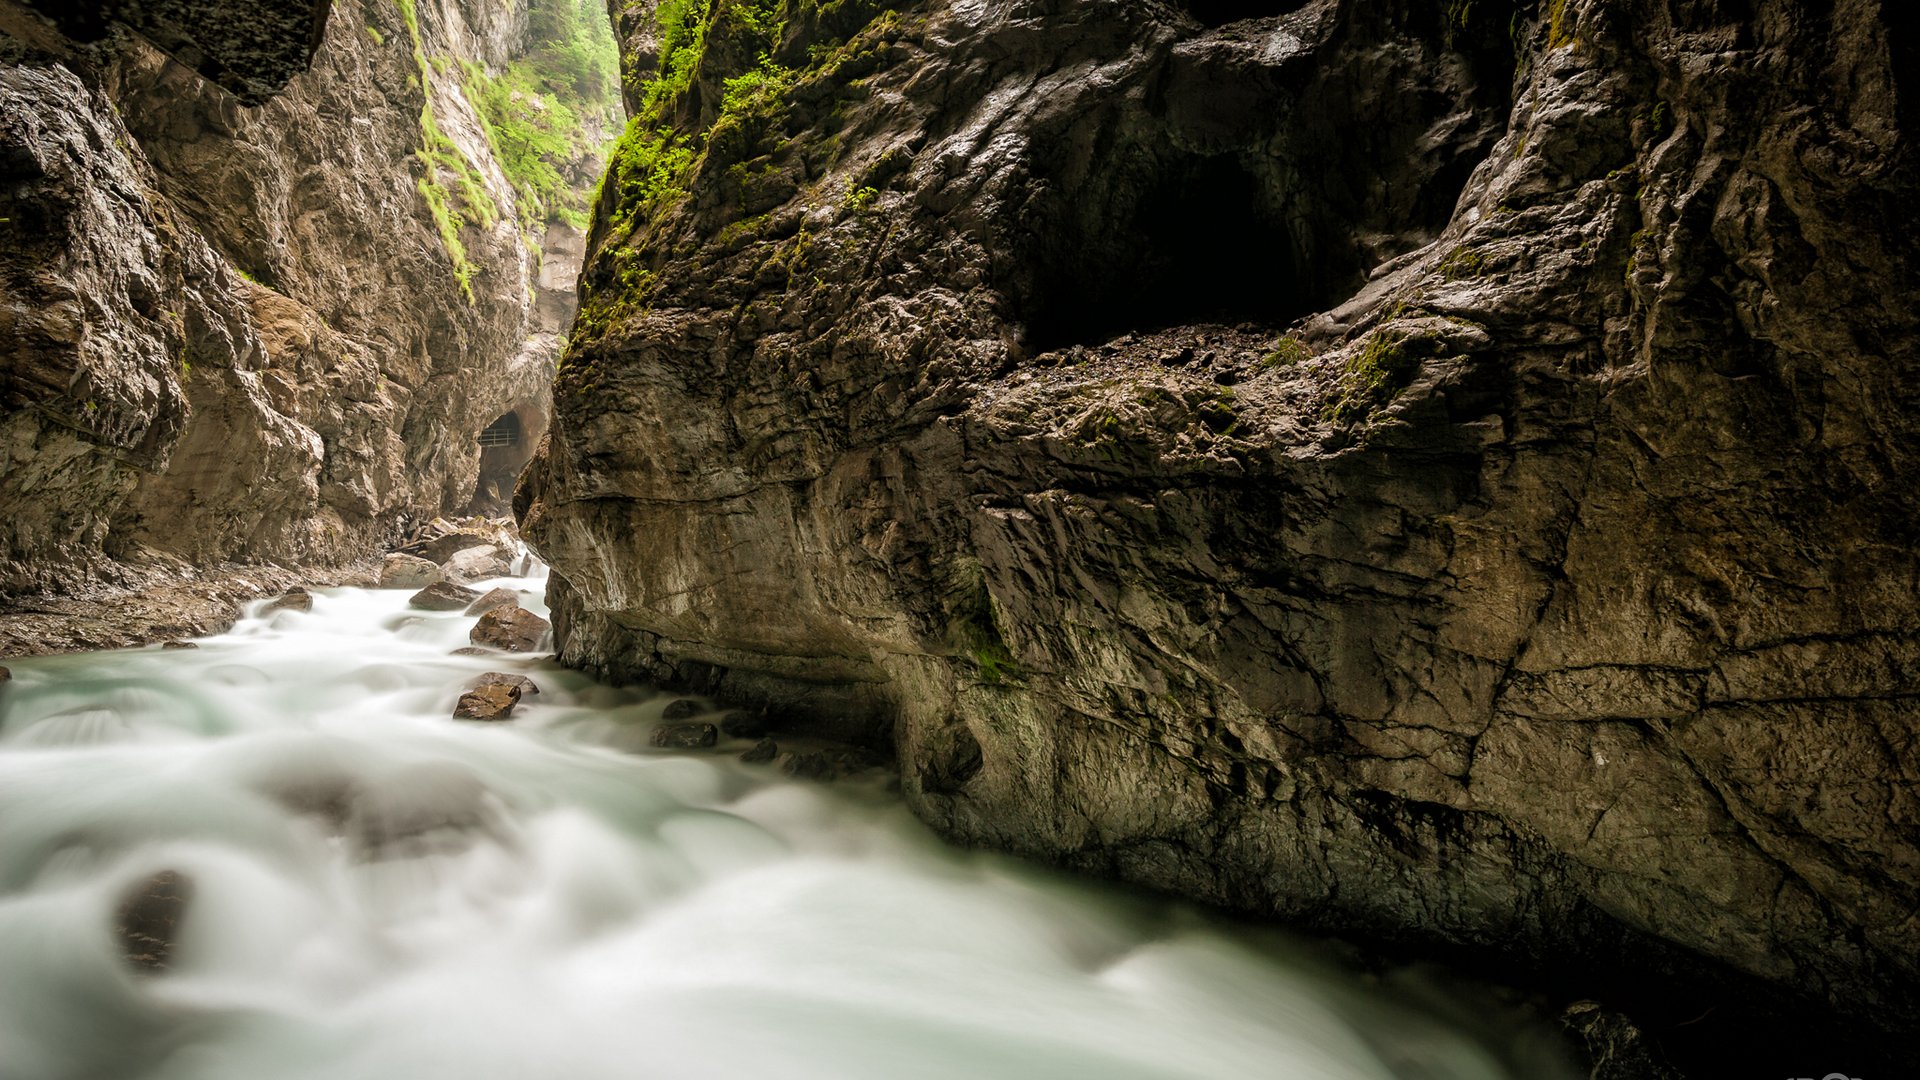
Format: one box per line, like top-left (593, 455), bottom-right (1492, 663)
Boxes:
top-left (0, 561), bottom-right (368, 657)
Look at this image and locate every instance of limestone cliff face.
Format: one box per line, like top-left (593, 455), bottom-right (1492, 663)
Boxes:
top-left (0, 0), bottom-right (593, 595)
top-left (526, 0), bottom-right (1920, 1055)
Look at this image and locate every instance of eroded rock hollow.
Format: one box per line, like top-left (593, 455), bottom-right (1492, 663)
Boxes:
top-left (524, 0), bottom-right (1920, 1062)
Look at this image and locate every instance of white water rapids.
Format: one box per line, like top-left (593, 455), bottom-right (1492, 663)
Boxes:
top-left (0, 567), bottom-right (1578, 1080)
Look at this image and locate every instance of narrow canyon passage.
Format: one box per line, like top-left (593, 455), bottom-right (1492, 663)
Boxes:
top-left (6, 0), bottom-right (1915, 1074)
top-left (0, 568), bottom-right (1571, 1080)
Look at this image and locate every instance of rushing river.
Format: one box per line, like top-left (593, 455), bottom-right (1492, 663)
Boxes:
top-left (0, 567), bottom-right (1578, 1080)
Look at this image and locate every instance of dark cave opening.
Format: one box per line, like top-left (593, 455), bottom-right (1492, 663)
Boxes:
top-left (1023, 155), bottom-right (1323, 352)
top-left (470, 405), bottom-right (541, 514)
top-left (1179, 0), bottom-right (1311, 28)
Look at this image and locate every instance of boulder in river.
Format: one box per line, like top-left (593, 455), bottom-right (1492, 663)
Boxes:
top-left (463, 587), bottom-right (519, 617)
top-left (650, 722), bottom-right (718, 750)
top-left (470, 607), bottom-right (549, 652)
top-left (469, 672), bottom-right (539, 697)
top-left (454, 683), bottom-right (520, 721)
top-left (660, 698), bottom-right (703, 720)
top-left (0, 666), bottom-right (10, 682)
top-left (409, 581), bottom-right (482, 611)
top-left (450, 646), bottom-right (495, 657)
top-left (378, 554), bottom-right (442, 589)
top-left (443, 545), bottom-right (511, 584)
top-left (116, 869), bottom-right (193, 973)
top-left (262, 587), bottom-right (313, 613)
top-left (161, 641), bottom-right (198, 650)
top-left (740, 738), bottom-right (778, 764)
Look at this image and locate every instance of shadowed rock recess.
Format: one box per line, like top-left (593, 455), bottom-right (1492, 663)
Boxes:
top-left (525, 0), bottom-right (1920, 1065)
top-left (1, 0), bottom-right (604, 599)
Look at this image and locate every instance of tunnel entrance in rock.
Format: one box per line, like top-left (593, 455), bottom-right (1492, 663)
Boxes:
top-left (1023, 154), bottom-right (1320, 352)
top-left (1180, 0), bottom-right (1312, 27)
top-left (470, 404), bottom-right (542, 515)
top-left (478, 412), bottom-right (522, 448)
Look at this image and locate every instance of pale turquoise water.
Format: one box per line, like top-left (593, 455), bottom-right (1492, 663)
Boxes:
top-left (0, 569), bottom-right (1575, 1080)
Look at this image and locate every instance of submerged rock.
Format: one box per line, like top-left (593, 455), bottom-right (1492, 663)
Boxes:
top-left (453, 683), bottom-right (520, 721)
top-left (116, 869), bottom-right (193, 973)
top-left (740, 737), bottom-right (778, 764)
top-left (160, 640), bottom-right (198, 650)
top-left (659, 698), bottom-right (703, 720)
top-left (378, 554), bottom-right (442, 589)
top-left (470, 607), bottom-right (549, 652)
top-left (344, 761), bottom-right (502, 860)
top-left (463, 586), bottom-right (520, 617)
top-left (262, 587), bottom-right (313, 614)
top-left (649, 722), bottom-right (718, 750)
top-left (408, 581), bottom-right (482, 611)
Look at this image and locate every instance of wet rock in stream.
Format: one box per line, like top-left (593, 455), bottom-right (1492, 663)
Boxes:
top-left (463, 587), bottom-right (520, 617)
top-left (378, 554), bottom-right (442, 589)
top-left (649, 722), bottom-right (718, 750)
top-left (469, 672), bottom-right (539, 697)
top-left (470, 607), bottom-right (549, 652)
top-left (408, 581), bottom-right (482, 611)
top-left (659, 698), bottom-right (703, 721)
top-left (262, 587), bottom-right (313, 614)
top-left (454, 683), bottom-right (521, 721)
top-left (115, 869), bottom-right (194, 973)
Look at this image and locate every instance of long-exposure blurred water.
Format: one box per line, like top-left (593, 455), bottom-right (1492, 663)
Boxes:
top-left (0, 567), bottom-right (1579, 1080)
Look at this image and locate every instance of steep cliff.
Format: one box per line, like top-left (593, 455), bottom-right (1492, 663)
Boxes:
top-left (525, 0), bottom-right (1920, 1066)
top-left (0, 0), bottom-right (613, 597)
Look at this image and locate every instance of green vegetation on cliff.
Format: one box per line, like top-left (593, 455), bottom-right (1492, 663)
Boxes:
top-left (391, 0), bottom-right (619, 296)
top-left (573, 0), bottom-right (902, 350)
top-left (464, 0), bottom-right (622, 233)
top-left (394, 0), bottom-right (493, 301)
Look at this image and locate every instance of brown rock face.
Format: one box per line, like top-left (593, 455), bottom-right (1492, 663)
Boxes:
top-left (470, 606), bottom-right (549, 652)
top-left (453, 682), bottom-right (520, 720)
top-left (524, 0), bottom-right (1920, 1064)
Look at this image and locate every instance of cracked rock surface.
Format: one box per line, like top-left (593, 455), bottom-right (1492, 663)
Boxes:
top-left (523, 0), bottom-right (1919, 1062)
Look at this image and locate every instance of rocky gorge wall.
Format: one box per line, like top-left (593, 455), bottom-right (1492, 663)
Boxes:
top-left (0, 0), bottom-right (603, 598)
top-left (524, 0), bottom-right (1920, 1066)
